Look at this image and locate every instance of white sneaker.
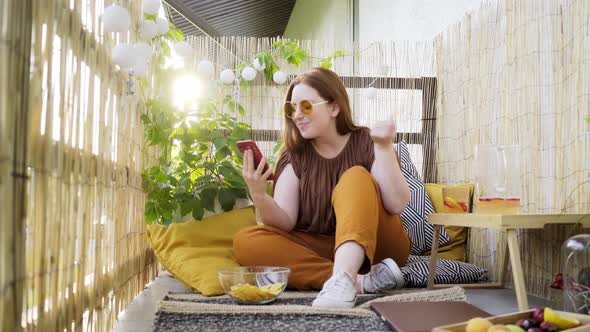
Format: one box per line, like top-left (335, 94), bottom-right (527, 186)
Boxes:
top-left (360, 258), bottom-right (405, 293)
top-left (311, 271), bottom-right (357, 308)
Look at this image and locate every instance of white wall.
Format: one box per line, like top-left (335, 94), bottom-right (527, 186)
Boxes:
top-left (283, 0), bottom-right (352, 43)
top-left (359, 0), bottom-right (483, 42)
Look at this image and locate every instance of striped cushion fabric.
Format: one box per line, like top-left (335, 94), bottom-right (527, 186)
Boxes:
top-left (395, 141), bottom-right (450, 255)
top-left (401, 255), bottom-right (488, 287)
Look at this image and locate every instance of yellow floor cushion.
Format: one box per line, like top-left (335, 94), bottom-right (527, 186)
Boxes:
top-left (423, 184), bottom-right (474, 261)
top-left (147, 206), bottom-right (257, 296)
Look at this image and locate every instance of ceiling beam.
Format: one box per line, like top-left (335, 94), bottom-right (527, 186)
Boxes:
top-left (163, 0), bottom-right (221, 37)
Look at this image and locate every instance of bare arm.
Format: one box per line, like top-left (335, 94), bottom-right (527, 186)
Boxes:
top-left (371, 144), bottom-right (410, 214)
top-left (242, 150), bottom-right (298, 232)
top-left (369, 119), bottom-right (410, 214)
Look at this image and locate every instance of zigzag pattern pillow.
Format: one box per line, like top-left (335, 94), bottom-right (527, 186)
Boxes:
top-left (401, 255), bottom-right (488, 287)
top-left (395, 141), bottom-right (450, 255)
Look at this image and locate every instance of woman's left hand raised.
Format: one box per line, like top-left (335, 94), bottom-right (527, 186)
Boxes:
top-left (370, 118), bottom-right (397, 147)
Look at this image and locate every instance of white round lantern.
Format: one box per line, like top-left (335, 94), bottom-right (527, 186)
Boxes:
top-left (133, 61), bottom-right (148, 77)
top-left (220, 69), bottom-right (235, 85)
top-left (273, 70), bottom-right (287, 84)
top-left (197, 60), bottom-right (215, 78)
top-left (156, 17), bottom-right (169, 35)
top-left (365, 87), bottom-right (378, 99)
top-left (142, 0), bottom-right (160, 15)
top-left (241, 66), bottom-right (256, 81)
top-left (174, 41), bottom-right (192, 57)
top-left (102, 5), bottom-right (131, 33)
top-left (112, 43), bottom-right (136, 69)
top-left (133, 42), bottom-right (152, 61)
top-left (140, 20), bottom-right (158, 40)
top-left (253, 57), bottom-right (265, 71)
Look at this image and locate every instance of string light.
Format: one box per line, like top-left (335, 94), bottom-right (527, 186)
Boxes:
top-left (142, 0), bottom-right (161, 15)
top-left (272, 70), bottom-right (287, 84)
top-left (156, 17), bottom-right (169, 35)
top-left (241, 67), bottom-right (256, 81)
top-left (253, 58), bottom-right (265, 71)
top-left (220, 69), bottom-right (235, 85)
top-left (102, 4), bottom-right (130, 33)
top-left (140, 20), bottom-right (158, 40)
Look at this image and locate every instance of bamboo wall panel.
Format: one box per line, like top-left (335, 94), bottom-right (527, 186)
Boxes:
top-left (1, 0), bottom-right (32, 331)
top-left (1, 0), bottom-right (159, 331)
top-left (435, 0), bottom-right (590, 298)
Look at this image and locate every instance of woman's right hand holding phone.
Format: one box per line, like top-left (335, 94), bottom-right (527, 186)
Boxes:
top-left (242, 149), bottom-right (273, 200)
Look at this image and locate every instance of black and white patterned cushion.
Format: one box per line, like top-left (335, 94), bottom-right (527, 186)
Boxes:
top-left (401, 255), bottom-right (488, 287)
top-left (395, 141), bottom-right (450, 255)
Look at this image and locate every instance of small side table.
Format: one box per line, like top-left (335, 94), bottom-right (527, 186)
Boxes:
top-left (427, 213), bottom-right (590, 311)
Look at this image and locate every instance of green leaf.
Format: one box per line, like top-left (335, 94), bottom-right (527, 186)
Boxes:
top-left (144, 13), bottom-right (157, 21)
top-left (231, 187), bottom-right (248, 199)
top-left (333, 49), bottom-right (345, 57)
top-left (586, 115), bottom-right (590, 123)
top-left (193, 174), bottom-right (213, 185)
top-left (180, 198), bottom-right (193, 217)
top-left (207, 121), bottom-right (218, 130)
top-left (218, 188), bottom-right (236, 211)
top-left (162, 208), bottom-right (173, 221)
top-left (212, 137), bottom-right (227, 150)
top-left (272, 139), bottom-right (283, 154)
top-left (223, 95), bottom-right (233, 105)
top-left (231, 125), bottom-right (250, 141)
top-left (191, 199), bottom-right (204, 220)
top-left (218, 165), bottom-right (241, 181)
top-left (200, 187), bottom-right (218, 212)
top-left (168, 26), bottom-right (184, 41)
top-left (238, 104), bottom-right (246, 116)
top-left (320, 56), bottom-right (332, 69)
top-left (140, 114), bottom-right (151, 125)
top-left (215, 147), bottom-right (230, 159)
top-left (145, 201), bottom-right (157, 224)
top-left (227, 102), bottom-right (236, 113)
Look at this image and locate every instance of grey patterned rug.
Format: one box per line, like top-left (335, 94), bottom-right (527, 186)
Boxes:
top-left (152, 287), bottom-right (466, 331)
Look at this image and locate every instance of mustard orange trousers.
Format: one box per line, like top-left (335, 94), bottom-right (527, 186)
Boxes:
top-left (233, 166), bottom-right (411, 290)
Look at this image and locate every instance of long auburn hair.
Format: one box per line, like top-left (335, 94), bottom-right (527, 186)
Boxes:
top-left (280, 67), bottom-right (359, 155)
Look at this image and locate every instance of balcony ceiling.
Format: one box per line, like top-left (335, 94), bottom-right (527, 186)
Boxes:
top-left (163, 0), bottom-right (296, 37)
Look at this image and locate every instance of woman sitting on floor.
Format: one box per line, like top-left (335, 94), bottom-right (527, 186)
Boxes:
top-left (234, 67), bottom-right (411, 308)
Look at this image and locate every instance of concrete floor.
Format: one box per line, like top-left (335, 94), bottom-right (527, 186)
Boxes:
top-left (113, 271), bottom-right (550, 332)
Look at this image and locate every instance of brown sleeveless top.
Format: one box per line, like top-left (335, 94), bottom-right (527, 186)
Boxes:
top-left (273, 127), bottom-right (375, 234)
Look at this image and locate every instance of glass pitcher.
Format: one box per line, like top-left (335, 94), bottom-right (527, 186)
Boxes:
top-left (562, 234), bottom-right (590, 314)
top-left (474, 144), bottom-right (521, 214)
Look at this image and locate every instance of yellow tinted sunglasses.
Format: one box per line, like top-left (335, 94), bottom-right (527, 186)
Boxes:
top-left (284, 99), bottom-right (329, 119)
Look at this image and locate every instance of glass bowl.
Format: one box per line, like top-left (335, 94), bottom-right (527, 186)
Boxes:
top-left (218, 266), bottom-right (290, 304)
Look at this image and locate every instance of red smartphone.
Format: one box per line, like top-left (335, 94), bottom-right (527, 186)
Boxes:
top-left (236, 140), bottom-right (274, 180)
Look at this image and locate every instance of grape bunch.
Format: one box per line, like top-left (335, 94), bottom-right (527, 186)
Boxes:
top-left (513, 307), bottom-right (557, 331)
top-left (464, 307), bottom-right (582, 332)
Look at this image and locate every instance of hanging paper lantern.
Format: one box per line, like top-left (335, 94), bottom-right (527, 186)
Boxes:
top-left (142, 0), bottom-right (160, 15)
top-left (102, 4), bottom-right (131, 33)
top-left (273, 70), bottom-right (287, 84)
top-left (156, 17), bottom-right (169, 35)
top-left (133, 42), bottom-right (152, 61)
top-left (241, 66), bottom-right (256, 81)
top-left (112, 43), bottom-right (136, 69)
top-left (140, 20), bottom-right (158, 40)
top-left (133, 61), bottom-right (148, 77)
top-left (197, 60), bottom-right (215, 78)
top-left (174, 41), bottom-right (192, 57)
top-left (365, 87), bottom-right (378, 99)
top-left (253, 57), bottom-right (265, 71)
top-left (220, 69), bottom-right (235, 85)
